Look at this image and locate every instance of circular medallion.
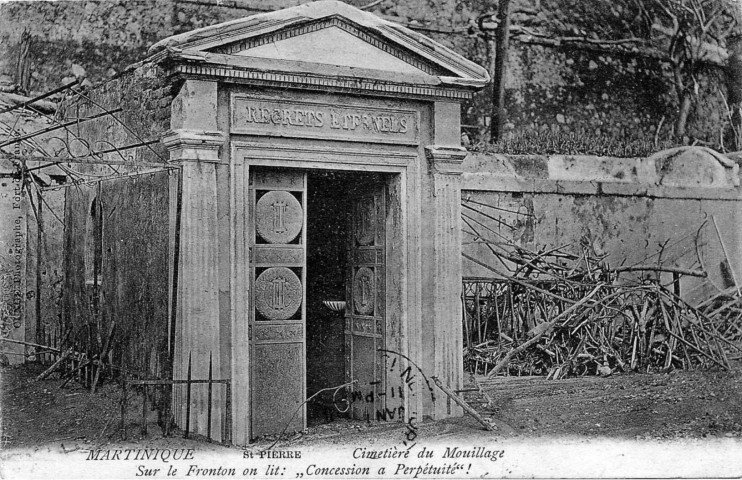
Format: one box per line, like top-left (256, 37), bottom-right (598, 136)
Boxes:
top-left (256, 191), bottom-right (303, 244)
top-left (255, 267), bottom-right (302, 320)
top-left (353, 267), bottom-right (375, 316)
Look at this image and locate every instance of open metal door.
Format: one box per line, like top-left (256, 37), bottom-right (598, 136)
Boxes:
top-left (346, 178), bottom-right (386, 421)
top-left (249, 168), bottom-right (306, 438)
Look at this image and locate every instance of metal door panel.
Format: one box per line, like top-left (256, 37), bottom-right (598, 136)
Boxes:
top-left (346, 179), bottom-right (386, 421)
top-left (249, 168), bottom-right (306, 438)
top-left (251, 343), bottom-right (304, 435)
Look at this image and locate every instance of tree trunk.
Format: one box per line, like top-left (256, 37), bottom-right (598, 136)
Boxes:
top-left (675, 92), bottom-right (692, 141)
top-left (15, 29), bottom-right (31, 94)
top-left (726, 34), bottom-right (742, 150)
top-left (491, 0), bottom-right (511, 142)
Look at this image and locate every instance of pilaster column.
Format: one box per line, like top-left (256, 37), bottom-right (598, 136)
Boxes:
top-left (163, 128), bottom-right (226, 439)
top-left (424, 145), bottom-right (467, 419)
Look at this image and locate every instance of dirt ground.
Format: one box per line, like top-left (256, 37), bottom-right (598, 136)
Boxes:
top-left (1, 361), bottom-right (741, 453)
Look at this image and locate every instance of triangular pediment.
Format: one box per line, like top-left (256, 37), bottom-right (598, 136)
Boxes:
top-left (224, 24), bottom-right (430, 76)
top-left (149, 1), bottom-right (489, 91)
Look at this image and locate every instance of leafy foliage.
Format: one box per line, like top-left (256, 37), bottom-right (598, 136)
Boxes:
top-left (532, 0), bottom-right (646, 40)
top-left (478, 130), bottom-right (680, 157)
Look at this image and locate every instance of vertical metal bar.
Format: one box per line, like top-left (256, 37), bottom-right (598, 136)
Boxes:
top-left (169, 171), bottom-right (182, 374)
top-left (225, 382), bottom-right (232, 444)
top-left (494, 281), bottom-right (503, 347)
top-left (525, 289), bottom-right (532, 333)
top-left (474, 287), bottom-right (481, 344)
top-left (162, 384), bottom-right (170, 437)
top-left (121, 372), bottom-right (128, 440)
top-left (207, 352), bottom-right (213, 442)
top-left (185, 352), bottom-right (192, 439)
top-left (461, 282), bottom-right (470, 349)
top-left (508, 281), bottom-right (515, 340)
top-left (482, 283), bottom-right (491, 343)
top-left (141, 385), bottom-right (148, 435)
top-left (673, 272), bottom-right (681, 297)
top-left (35, 187), bottom-right (43, 352)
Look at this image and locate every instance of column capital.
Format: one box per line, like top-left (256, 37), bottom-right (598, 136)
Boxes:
top-left (425, 145), bottom-right (468, 175)
top-left (162, 129), bottom-right (226, 163)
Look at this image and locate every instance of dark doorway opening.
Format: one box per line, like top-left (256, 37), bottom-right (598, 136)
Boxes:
top-left (305, 170), bottom-right (384, 426)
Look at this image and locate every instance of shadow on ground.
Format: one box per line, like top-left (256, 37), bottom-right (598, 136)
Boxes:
top-left (2, 362), bottom-right (741, 453)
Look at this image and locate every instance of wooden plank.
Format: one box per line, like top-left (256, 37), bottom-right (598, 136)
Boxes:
top-left (128, 379), bottom-right (230, 385)
top-left (35, 348), bottom-right (72, 380)
top-left (431, 376), bottom-right (494, 431)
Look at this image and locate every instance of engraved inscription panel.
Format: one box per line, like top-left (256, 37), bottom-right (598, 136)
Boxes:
top-left (353, 267), bottom-right (375, 316)
top-left (355, 249), bottom-right (379, 265)
top-left (252, 169), bottom-right (304, 189)
top-left (352, 318), bottom-right (375, 335)
top-left (256, 191), bottom-right (303, 244)
top-left (254, 246), bottom-right (304, 266)
top-left (231, 95), bottom-right (419, 145)
top-left (255, 267), bottom-right (302, 320)
top-left (254, 323), bottom-right (304, 343)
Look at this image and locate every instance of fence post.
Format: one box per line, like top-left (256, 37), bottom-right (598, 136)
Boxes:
top-left (207, 353), bottom-right (213, 442)
top-left (185, 352), bottom-right (192, 439)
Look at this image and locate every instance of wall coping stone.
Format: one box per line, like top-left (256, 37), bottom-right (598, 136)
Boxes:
top-left (463, 147), bottom-right (741, 198)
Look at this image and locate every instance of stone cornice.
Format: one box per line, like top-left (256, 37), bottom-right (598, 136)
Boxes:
top-left (164, 58), bottom-right (476, 101)
top-left (425, 145), bottom-right (469, 175)
top-left (162, 129), bottom-right (226, 163)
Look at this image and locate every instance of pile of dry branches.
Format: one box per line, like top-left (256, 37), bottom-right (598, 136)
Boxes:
top-left (462, 245), bottom-right (742, 379)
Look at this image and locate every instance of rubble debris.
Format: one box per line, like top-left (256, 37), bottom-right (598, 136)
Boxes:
top-left (462, 240), bottom-right (742, 379)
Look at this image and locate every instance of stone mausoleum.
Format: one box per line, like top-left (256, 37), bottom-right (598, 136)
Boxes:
top-left (61, 0), bottom-right (489, 445)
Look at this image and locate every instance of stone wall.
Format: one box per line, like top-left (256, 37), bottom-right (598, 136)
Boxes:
top-left (0, 0), bottom-right (169, 89)
top-left (60, 60), bottom-right (173, 166)
top-left (61, 162), bottom-right (173, 380)
top-left (493, 44), bottom-right (727, 145)
top-left (461, 149), bottom-right (742, 305)
top-left (0, 0), bottom-right (732, 147)
top-left (59, 59), bottom-right (174, 377)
